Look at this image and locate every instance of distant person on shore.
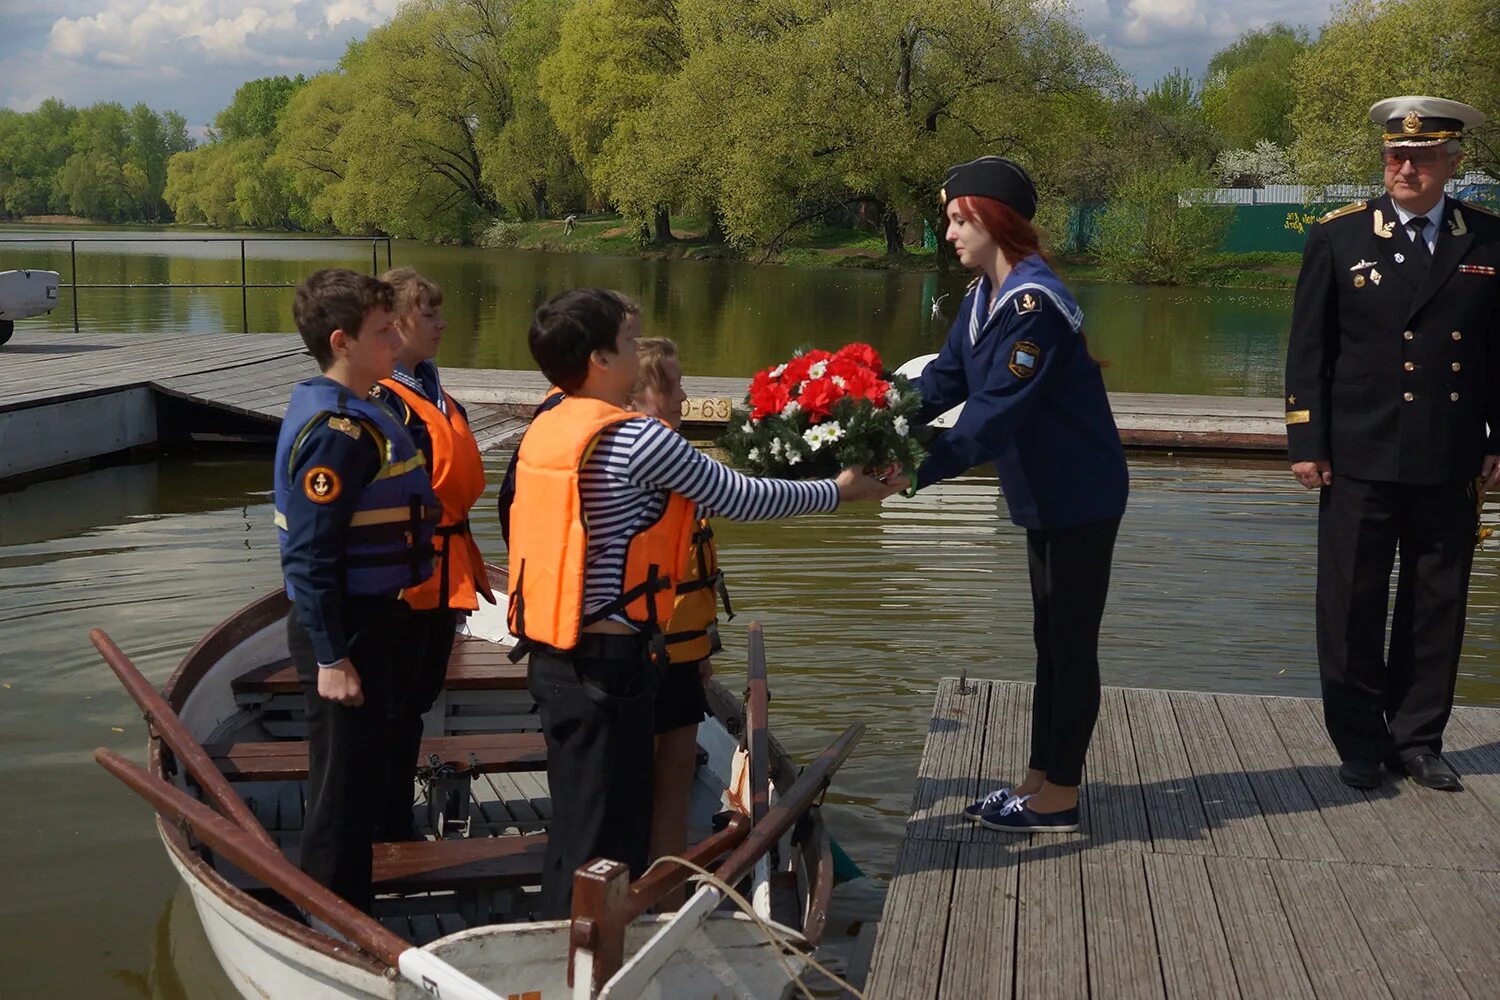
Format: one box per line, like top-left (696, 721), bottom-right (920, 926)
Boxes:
top-left (507, 287), bottom-right (903, 916)
top-left (911, 157), bottom-right (1129, 834)
top-left (627, 334), bottom-right (731, 909)
top-left (370, 267), bottom-right (494, 840)
top-left (274, 269), bottom-right (438, 912)
top-left (1284, 96), bottom-right (1500, 792)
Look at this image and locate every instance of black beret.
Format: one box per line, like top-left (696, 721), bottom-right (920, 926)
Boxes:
top-left (939, 157), bottom-right (1038, 220)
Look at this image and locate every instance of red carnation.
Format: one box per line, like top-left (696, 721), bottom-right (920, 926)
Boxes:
top-left (843, 366), bottom-right (890, 405)
top-left (835, 342), bottom-right (883, 372)
top-left (798, 377), bottom-right (844, 423)
top-left (749, 379), bottom-right (791, 421)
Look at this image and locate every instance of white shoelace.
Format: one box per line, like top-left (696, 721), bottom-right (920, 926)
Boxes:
top-left (998, 794), bottom-right (1032, 817)
top-left (976, 787), bottom-right (1012, 811)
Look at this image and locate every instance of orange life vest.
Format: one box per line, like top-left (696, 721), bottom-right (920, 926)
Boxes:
top-left (379, 377), bottom-right (493, 611)
top-left (506, 396), bottom-right (696, 652)
top-left (663, 517), bottom-right (733, 663)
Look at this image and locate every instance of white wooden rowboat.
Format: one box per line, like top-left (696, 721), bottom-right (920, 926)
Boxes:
top-left (125, 569), bottom-right (846, 999)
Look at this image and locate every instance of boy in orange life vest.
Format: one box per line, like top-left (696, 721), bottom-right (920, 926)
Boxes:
top-left (628, 336), bottom-right (723, 909)
top-left (509, 288), bottom-right (905, 917)
top-left (370, 268), bottom-right (494, 842)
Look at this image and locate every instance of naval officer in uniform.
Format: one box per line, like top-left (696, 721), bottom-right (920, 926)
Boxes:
top-left (1285, 96), bottom-right (1500, 791)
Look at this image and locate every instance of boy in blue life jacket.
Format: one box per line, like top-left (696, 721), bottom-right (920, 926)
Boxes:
top-left (274, 268), bottom-right (440, 914)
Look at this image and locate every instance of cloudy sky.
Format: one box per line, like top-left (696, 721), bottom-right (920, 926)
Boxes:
top-left (0, 0), bottom-right (1341, 130)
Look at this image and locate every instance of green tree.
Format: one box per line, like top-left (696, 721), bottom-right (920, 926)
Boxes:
top-left (213, 75), bottom-right (308, 142)
top-left (1290, 0), bottom-right (1498, 183)
top-left (1200, 25), bottom-right (1310, 149)
top-left (1093, 162), bottom-right (1233, 284)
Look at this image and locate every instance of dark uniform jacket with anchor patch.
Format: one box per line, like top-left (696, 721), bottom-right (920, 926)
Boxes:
top-left (1285, 194), bottom-right (1500, 483)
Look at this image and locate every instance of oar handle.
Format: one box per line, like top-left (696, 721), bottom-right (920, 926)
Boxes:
top-left (90, 628), bottom-right (277, 850)
top-left (744, 623), bottom-right (770, 829)
top-left (94, 748), bottom-right (508, 1000)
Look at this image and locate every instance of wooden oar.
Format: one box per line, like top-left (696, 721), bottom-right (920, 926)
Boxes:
top-left (744, 624), bottom-right (770, 829)
top-left (594, 721), bottom-right (864, 999)
top-left (90, 627), bottom-right (276, 851)
top-left (94, 748), bottom-right (510, 1000)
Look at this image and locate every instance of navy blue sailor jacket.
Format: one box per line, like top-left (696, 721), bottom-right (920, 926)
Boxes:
top-left (913, 254), bottom-right (1129, 530)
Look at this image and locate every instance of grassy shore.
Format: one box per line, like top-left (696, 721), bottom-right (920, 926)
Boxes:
top-left (494, 214), bottom-right (1302, 290)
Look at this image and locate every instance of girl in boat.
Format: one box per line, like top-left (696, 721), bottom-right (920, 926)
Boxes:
top-left (628, 334), bottom-right (726, 909)
top-left (370, 267), bottom-right (493, 842)
top-left (508, 287), bottom-right (903, 916)
top-left (914, 157), bottom-right (1128, 834)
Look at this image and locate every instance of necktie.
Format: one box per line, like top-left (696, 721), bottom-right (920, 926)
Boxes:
top-left (1406, 216), bottom-right (1433, 270)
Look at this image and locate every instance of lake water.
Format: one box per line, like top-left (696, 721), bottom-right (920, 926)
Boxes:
top-left (4, 231), bottom-right (1497, 997)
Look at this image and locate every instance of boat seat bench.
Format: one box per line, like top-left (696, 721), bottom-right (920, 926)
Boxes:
top-left (231, 649), bottom-right (528, 699)
top-left (205, 732), bottom-right (547, 782)
top-left (373, 833), bottom-right (548, 893)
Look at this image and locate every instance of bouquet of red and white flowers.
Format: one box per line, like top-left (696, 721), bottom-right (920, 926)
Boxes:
top-left (719, 343), bottom-right (926, 479)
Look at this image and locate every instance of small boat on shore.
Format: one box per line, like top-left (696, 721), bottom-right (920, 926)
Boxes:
top-left (93, 567), bottom-right (860, 999)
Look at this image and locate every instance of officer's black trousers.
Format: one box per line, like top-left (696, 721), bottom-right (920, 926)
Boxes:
top-left (1025, 517), bottom-right (1120, 787)
top-left (1317, 476), bottom-right (1476, 763)
top-left (529, 639), bottom-right (657, 919)
top-left (376, 607), bottom-right (460, 842)
top-left (287, 596), bottom-right (412, 914)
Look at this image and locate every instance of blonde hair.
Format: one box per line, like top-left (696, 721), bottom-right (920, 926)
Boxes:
top-left (380, 266), bottom-right (443, 315)
top-left (633, 336), bottom-right (679, 398)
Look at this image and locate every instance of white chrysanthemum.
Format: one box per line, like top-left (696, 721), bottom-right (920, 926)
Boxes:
top-left (894, 416), bottom-right (909, 437)
top-left (748, 447), bottom-right (762, 462)
top-left (822, 420), bottom-right (844, 442)
top-left (884, 386), bottom-right (902, 407)
top-left (831, 375), bottom-right (847, 389)
top-left (802, 426), bottom-right (827, 452)
top-left (781, 400), bottom-right (801, 418)
top-left (808, 360), bottom-right (828, 379)
top-left (770, 363), bottom-right (787, 378)
top-left (770, 438), bottom-right (784, 457)
top-left (742, 421), bottom-right (755, 433)
top-left (787, 448), bottom-right (803, 465)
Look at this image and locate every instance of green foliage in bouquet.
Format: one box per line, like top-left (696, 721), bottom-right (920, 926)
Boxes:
top-left (718, 344), bottom-right (927, 479)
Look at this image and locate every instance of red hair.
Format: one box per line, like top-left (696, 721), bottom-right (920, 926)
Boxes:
top-left (951, 196), bottom-right (1050, 267)
top-left (952, 196), bottom-right (1105, 366)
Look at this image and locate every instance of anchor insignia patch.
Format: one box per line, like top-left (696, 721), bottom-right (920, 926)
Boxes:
top-left (304, 466), bottom-right (342, 504)
top-left (1015, 292), bottom-right (1041, 315)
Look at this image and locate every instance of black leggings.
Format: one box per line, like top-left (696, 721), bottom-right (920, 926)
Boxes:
top-left (1025, 517), bottom-right (1120, 787)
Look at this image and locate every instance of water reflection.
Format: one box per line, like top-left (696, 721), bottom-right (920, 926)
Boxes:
top-left (0, 227), bottom-right (1295, 396)
top-left (6, 451), bottom-right (1500, 994)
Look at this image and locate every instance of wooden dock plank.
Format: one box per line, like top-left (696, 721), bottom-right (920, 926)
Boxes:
top-left (1265, 859), bottom-right (1393, 1000)
top-left (1203, 857), bottom-right (1315, 1000)
top-left (1398, 865), bottom-right (1500, 996)
top-left (1142, 853), bottom-right (1239, 999)
top-left (1258, 696), bottom-right (1408, 867)
top-left (1079, 852), bottom-right (1164, 1000)
top-left (1124, 688), bottom-right (1214, 855)
top-left (1334, 861), bottom-right (1473, 999)
top-left (865, 839), bottom-right (959, 1000)
top-left (1169, 691), bottom-right (1279, 859)
top-left (1014, 844), bottom-right (1087, 999)
top-left (904, 678), bottom-right (990, 843)
top-left (1444, 708), bottom-right (1500, 828)
top-left (938, 843), bottom-right (1019, 1000)
top-left (1212, 694), bottom-right (1343, 862)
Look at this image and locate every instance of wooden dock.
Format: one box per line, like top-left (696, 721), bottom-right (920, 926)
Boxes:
top-left (866, 677), bottom-right (1500, 1000)
top-left (1, 330), bottom-right (1287, 486)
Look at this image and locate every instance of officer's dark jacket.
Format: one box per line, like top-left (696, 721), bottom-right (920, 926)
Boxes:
top-left (1285, 194), bottom-right (1500, 483)
top-left (915, 254), bottom-right (1129, 530)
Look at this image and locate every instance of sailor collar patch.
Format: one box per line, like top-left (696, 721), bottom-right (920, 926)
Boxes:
top-left (1009, 341), bottom-right (1041, 378)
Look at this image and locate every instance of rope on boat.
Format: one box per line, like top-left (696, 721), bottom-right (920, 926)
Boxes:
top-left (647, 854), bottom-right (869, 1000)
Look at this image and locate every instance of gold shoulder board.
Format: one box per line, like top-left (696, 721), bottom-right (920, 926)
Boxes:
top-left (1462, 200), bottom-right (1500, 219)
top-left (1317, 201), bottom-right (1368, 224)
top-left (326, 416), bottom-right (362, 441)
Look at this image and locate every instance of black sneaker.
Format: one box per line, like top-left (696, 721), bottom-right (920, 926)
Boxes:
top-left (961, 786), bottom-right (1014, 822)
top-left (976, 794), bottom-right (1080, 834)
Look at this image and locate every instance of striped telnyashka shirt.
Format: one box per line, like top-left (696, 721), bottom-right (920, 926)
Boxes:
top-left (581, 417), bottom-right (839, 621)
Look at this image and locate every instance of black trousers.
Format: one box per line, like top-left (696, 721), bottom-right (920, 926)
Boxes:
top-left (1025, 517), bottom-right (1120, 788)
top-left (286, 597), bottom-right (412, 914)
top-left (528, 638), bottom-right (657, 919)
top-left (1317, 476), bottom-right (1476, 763)
top-left (376, 607), bottom-right (460, 841)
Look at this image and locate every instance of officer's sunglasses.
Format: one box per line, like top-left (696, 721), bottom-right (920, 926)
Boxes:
top-left (1382, 148), bottom-right (1450, 169)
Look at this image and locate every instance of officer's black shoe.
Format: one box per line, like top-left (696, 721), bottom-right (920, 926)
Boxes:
top-left (1401, 753), bottom-right (1463, 791)
top-left (1338, 760), bottom-right (1384, 789)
